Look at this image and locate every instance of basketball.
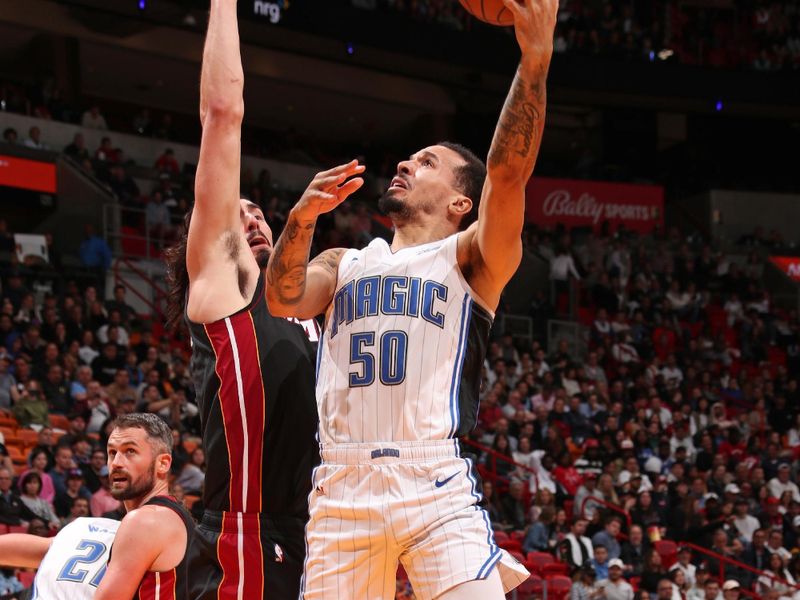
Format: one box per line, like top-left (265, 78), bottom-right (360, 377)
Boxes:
top-left (458, 0), bottom-right (516, 26)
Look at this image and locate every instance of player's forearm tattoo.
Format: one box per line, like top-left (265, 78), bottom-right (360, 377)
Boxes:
top-left (266, 214), bottom-right (315, 306)
top-left (487, 61), bottom-right (547, 173)
top-left (309, 248), bottom-right (346, 277)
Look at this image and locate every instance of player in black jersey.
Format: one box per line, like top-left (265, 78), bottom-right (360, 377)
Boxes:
top-left (162, 1), bottom-right (344, 598)
top-left (96, 413), bottom-right (194, 600)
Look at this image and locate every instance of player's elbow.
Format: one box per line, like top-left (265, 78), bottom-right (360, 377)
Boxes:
top-left (202, 98), bottom-right (245, 127)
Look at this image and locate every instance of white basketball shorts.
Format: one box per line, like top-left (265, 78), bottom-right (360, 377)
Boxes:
top-left (300, 439), bottom-right (529, 600)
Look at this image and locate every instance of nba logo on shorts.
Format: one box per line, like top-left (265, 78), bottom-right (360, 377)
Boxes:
top-left (274, 543), bottom-right (284, 563)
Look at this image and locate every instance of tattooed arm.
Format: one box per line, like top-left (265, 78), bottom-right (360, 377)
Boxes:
top-left (459, 0), bottom-right (558, 309)
top-left (266, 161), bottom-right (364, 318)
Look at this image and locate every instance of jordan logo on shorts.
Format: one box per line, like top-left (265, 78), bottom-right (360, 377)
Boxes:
top-left (274, 543), bottom-right (284, 563)
top-left (434, 472), bottom-right (459, 488)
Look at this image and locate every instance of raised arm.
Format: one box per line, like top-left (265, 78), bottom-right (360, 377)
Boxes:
top-left (463, 0), bottom-right (558, 306)
top-left (0, 534), bottom-right (52, 569)
top-left (186, 0), bottom-right (246, 282)
top-left (266, 161), bottom-right (365, 318)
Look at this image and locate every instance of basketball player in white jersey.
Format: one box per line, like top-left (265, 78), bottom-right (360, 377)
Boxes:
top-left (266, 0), bottom-right (557, 597)
top-left (0, 414), bottom-right (191, 600)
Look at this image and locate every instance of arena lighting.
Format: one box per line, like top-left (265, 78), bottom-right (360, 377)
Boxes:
top-left (715, 99), bottom-right (724, 111)
top-left (648, 50), bottom-right (655, 62)
top-left (657, 49), bottom-right (674, 60)
top-left (346, 42), bottom-right (355, 56)
top-left (138, 0), bottom-right (146, 9)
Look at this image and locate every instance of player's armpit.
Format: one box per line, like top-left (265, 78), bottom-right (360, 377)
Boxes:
top-left (0, 534), bottom-right (52, 568)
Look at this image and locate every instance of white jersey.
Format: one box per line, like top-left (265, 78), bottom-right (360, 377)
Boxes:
top-left (31, 517), bottom-right (119, 600)
top-left (316, 234), bottom-right (493, 443)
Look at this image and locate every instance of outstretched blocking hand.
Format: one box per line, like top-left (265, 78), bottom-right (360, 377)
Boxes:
top-left (502, 0), bottom-right (559, 61)
top-left (293, 160), bottom-right (366, 223)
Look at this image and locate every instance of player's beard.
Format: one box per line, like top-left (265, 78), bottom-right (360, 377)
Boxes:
top-left (254, 247), bottom-right (271, 270)
top-left (378, 190), bottom-right (413, 221)
top-left (110, 462), bottom-right (157, 501)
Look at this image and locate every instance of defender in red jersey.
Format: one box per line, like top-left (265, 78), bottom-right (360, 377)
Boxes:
top-left (94, 414), bottom-right (194, 600)
top-left (162, 1), bottom-right (341, 598)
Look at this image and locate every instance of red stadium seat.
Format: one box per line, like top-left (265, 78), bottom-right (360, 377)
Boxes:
top-left (541, 562), bottom-right (570, 577)
top-left (499, 539), bottom-right (522, 554)
top-left (493, 531), bottom-right (510, 546)
top-left (510, 530), bottom-right (525, 541)
top-left (48, 414), bottom-right (70, 430)
top-left (0, 426), bottom-right (16, 440)
top-left (526, 552), bottom-right (556, 574)
top-left (508, 550), bottom-right (527, 564)
top-left (654, 540), bottom-right (678, 568)
top-left (8, 525), bottom-right (28, 534)
top-left (517, 574), bottom-right (544, 599)
top-left (545, 574), bottom-right (573, 600)
top-left (16, 429), bottom-right (39, 446)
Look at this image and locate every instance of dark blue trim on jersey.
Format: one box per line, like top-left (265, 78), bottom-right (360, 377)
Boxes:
top-left (461, 448), bottom-right (500, 579)
top-left (447, 294), bottom-right (470, 438)
top-left (315, 330), bottom-right (324, 379)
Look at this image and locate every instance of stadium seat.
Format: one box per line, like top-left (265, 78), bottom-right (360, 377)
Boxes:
top-left (493, 531), bottom-right (510, 545)
top-left (508, 550), bottom-right (526, 564)
top-left (0, 426), bottom-right (15, 440)
top-left (7, 445), bottom-right (26, 464)
top-left (510, 530), bottom-right (525, 541)
top-left (544, 574), bottom-right (573, 600)
top-left (654, 540), bottom-right (678, 568)
top-left (499, 538), bottom-right (522, 554)
top-left (541, 562), bottom-right (570, 577)
top-left (16, 429), bottom-right (39, 446)
top-left (526, 552), bottom-right (556, 573)
top-left (8, 525), bottom-right (28, 534)
top-left (0, 417), bottom-right (17, 429)
top-left (48, 414), bottom-right (70, 430)
top-left (516, 574), bottom-right (544, 599)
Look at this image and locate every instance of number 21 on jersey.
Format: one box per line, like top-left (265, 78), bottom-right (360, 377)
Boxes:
top-left (57, 540), bottom-right (108, 587)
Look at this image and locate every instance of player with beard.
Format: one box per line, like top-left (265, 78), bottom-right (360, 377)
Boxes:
top-left (0, 413), bottom-right (192, 600)
top-left (266, 0), bottom-right (557, 597)
top-left (94, 413), bottom-right (194, 600)
top-left (162, 1), bottom-right (329, 598)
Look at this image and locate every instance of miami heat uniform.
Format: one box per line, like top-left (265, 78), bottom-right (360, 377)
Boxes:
top-left (29, 517), bottom-right (119, 600)
top-left (303, 234), bottom-right (529, 600)
top-left (186, 274), bottom-right (319, 600)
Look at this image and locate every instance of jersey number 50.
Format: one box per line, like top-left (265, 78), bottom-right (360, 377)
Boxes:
top-left (349, 330), bottom-right (408, 387)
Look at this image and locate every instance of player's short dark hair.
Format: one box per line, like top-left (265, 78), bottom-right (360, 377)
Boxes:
top-left (111, 413), bottom-right (172, 455)
top-left (437, 141), bottom-right (486, 231)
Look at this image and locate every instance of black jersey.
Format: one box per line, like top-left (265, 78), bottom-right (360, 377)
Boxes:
top-left (187, 274), bottom-right (319, 517)
top-left (134, 495), bottom-right (194, 600)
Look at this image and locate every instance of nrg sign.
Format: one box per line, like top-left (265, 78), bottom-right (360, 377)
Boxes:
top-left (253, 0), bottom-right (288, 24)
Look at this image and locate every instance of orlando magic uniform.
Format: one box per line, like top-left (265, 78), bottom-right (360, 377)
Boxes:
top-left (186, 274), bottom-right (320, 600)
top-left (30, 517), bottom-right (119, 600)
top-left (304, 234), bottom-right (528, 600)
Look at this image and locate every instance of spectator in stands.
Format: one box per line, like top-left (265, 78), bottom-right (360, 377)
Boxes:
top-left (81, 104), bottom-right (108, 130)
top-left (175, 447), bottom-right (205, 495)
top-left (105, 284), bottom-right (136, 326)
top-left (575, 471), bottom-right (604, 520)
top-left (757, 553), bottom-right (796, 597)
top-left (561, 517), bottom-right (594, 571)
top-left (89, 466), bottom-right (120, 517)
top-left (523, 505), bottom-right (555, 553)
top-left (24, 125), bottom-right (46, 150)
top-left (2, 127), bottom-right (17, 143)
top-left (48, 445), bottom-right (76, 497)
top-left (768, 462), bottom-right (800, 502)
top-left (94, 136), bottom-right (118, 163)
top-left (12, 379), bottom-right (49, 430)
top-left (0, 354), bottom-right (15, 410)
top-left (54, 468), bottom-right (91, 520)
top-left (107, 165), bottom-right (140, 205)
top-left (79, 223), bottom-right (112, 282)
top-left (132, 108), bottom-right (151, 135)
top-left (81, 448), bottom-right (106, 494)
top-left (668, 546), bottom-right (696, 587)
top-left (0, 569), bottom-right (24, 596)
top-left (766, 529), bottom-right (791, 561)
top-left (619, 524), bottom-right (649, 576)
top-left (656, 578), bottom-right (677, 600)
top-left (500, 479), bottom-right (527, 532)
top-left (146, 190), bottom-right (174, 248)
top-left (63, 495), bottom-right (90, 525)
top-left (155, 147), bottom-right (180, 175)
top-left (18, 448), bottom-right (55, 502)
top-left (570, 564), bottom-right (603, 600)
top-left (481, 480), bottom-right (505, 531)
top-left (0, 466), bottom-right (34, 526)
top-left (18, 471), bottom-right (59, 529)
top-left (591, 544), bottom-right (611, 580)
top-left (640, 549), bottom-right (670, 595)
top-left (593, 517), bottom-right (623, 560)
top-left (43, 364), bottom-right (70, 416)
top-left (598, 558), bottom-right (634, 600)
top-left (64, 132), bottom-right (90, 162)
top-left (92, 343), bottom-right (124, 386)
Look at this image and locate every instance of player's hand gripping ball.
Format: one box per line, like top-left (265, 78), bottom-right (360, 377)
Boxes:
top-left (458, 0), bottom-right (520, 26)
